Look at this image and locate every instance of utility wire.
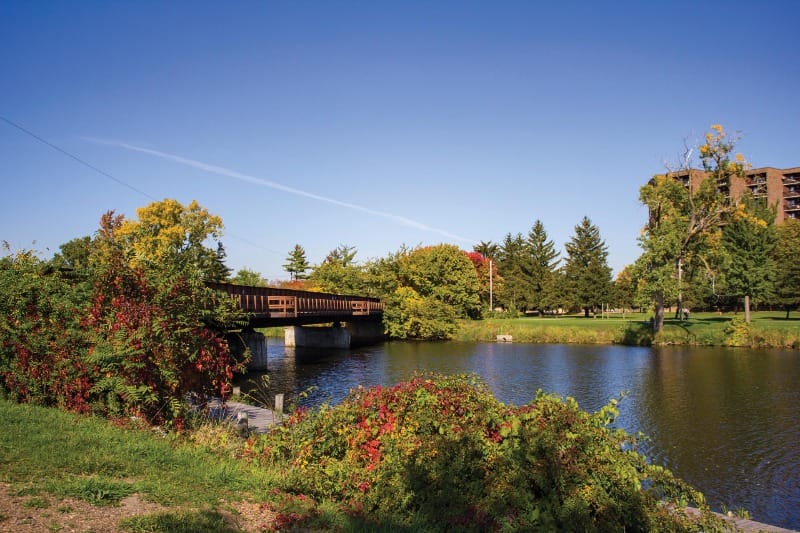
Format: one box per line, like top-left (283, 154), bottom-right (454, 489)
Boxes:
top-left (0, 115), bottom-right (281, 257)
top-left (0, 115), bottom-right (156, 201)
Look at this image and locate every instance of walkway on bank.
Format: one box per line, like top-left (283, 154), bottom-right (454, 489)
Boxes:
top-left (208, 400), bottom-right (281, 434)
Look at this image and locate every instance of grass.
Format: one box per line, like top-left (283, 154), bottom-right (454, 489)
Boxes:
top-left (0, 399), bottom-right (277, 510)
top-left (457, 311), bottom-right (800, 347)
top-left (120, 509), bottom-right (237, 532)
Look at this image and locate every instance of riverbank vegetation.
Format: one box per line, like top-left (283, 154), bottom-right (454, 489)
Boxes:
top-left (0, 200), bottom-right (248, 427)
top-left (456, 311), bottom-right (800, 348)
top-left (0, 375), bottom-right (730, 531)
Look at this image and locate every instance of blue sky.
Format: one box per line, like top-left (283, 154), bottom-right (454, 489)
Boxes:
top-left (2, 1), bottom-right (799, 280)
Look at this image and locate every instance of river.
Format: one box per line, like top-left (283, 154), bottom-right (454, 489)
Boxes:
top-left (240, 340), bottom-right (800, 530)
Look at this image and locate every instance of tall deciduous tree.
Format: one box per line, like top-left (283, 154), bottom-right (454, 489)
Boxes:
top-left (637, 125), bottom-right (745, 332)
top-left (397, 244), bottom-right (481, 319)
top-left (774, 218), bottom-right (800, 318)
top-left (231, 267), bottom-right (267, 287)
top-left (116, 198), bottom-right (225, 281)
top-left (563, 216), bottom-right (612, 317)
top-left (283, 244), bottom-right (310, 280)
top-left (526, 220), bottom-right (560, 314)
top-left (722, 196), bottom-right (777, 323)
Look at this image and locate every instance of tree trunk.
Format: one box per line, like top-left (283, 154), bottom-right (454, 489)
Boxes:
top-left (744, 294), bottom-right (751, 323)
top-left (584, 307), bottom-right (590, 318)
top-left (653, 293), bottom-right (665, 333)
top-left (786, 305), bottom-right (791, 320)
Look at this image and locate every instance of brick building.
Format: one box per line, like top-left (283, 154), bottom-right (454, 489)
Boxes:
top-left (669, 166), bottom-right (800, 223)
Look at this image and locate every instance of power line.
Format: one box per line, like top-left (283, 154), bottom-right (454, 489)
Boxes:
top-left (0, 115), bottom-right (281, 257)
top-left (0, 115), bottom-right (156, 201)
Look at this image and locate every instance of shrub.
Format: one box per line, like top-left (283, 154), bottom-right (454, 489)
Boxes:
top-left (247, 373), bottom-right (725, 531)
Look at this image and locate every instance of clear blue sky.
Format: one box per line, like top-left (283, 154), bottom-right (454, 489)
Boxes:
top-left (2, 1), bottom-right (798, 280)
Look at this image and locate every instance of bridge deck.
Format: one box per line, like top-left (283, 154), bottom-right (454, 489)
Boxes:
top-left (208, 282), bottom-right (384, 327)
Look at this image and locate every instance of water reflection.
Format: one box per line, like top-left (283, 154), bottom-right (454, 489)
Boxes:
top-left (239, 340), bottom-right (800, 530)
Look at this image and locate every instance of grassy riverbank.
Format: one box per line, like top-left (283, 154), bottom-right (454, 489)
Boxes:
top-left (0, 399), bottom-right (282, 531)
top-left (0, 380), bottom-right (727, 532)
top-left (456, 311), bottom-right (800, 348)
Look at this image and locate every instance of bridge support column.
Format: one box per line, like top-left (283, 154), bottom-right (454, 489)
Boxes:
top-left (227, 329), bottom-right (268, 371)
top-left (285, 324), bottom-right (351, 349)
top-left (345, 321), bottom-right (386, 346)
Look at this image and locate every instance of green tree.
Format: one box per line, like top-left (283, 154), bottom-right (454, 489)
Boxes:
top-left (526, 220), bottom-right (561, 314)
top-left (563, 217), bottom-right (612, 317)
top-left (497, 233), bottom-right (530, 312)
top-left (324, 244), bottom-right (358, 266)
top-left (774, 218), bottom-right (800, 318)
top-left (231, 267), bottom-right (267, 287)
top-left (383, 287), bottom-right (458, 340)
top-left (637, 125), bottom-right (744, 332)
top-left (397, 244), bottom-right (481, 319)
top-left (283, 244), bottom-right (310, 281)
top-left (473, 240), bottom-right (499, 261)
top-left (203, 242), bottom-right (232, 282)
top-left (722, 196), bottom-right (777, 323)
top-left (309, 245), bottom-right (365, 295)
top-left (50, 236), bottom-right (94, 271)
top-left (614, 264), bottom-right (638, 311)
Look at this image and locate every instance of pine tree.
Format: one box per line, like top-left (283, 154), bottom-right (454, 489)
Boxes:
top-left (722, 195), bottom-right (777, 323)
top-left (563, 217), bottom-right (612, 317)
top-left (283, 244), bottom-right (310, 281)
top-left (526, 220), bottom-right (560, 314)
top-left (497, 233), bottom-right (530, 312)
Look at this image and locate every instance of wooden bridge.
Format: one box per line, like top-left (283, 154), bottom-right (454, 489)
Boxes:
top-left (208, 282), bottom-right (384, 328)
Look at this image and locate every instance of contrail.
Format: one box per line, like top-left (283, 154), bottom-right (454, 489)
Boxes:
top-left (86, 137), bottom-right (475, 244)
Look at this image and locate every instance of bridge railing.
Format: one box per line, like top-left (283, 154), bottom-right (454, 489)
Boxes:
top-left (207, 282), bottom-right (384, 320)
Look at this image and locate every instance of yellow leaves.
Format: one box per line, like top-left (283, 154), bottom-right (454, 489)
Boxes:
top-left (711, 124), bottom-right (724, 134)
top-left (114, 198), bottom-right (224, 269)
top-left (735, 153), bottom-right (745, 163)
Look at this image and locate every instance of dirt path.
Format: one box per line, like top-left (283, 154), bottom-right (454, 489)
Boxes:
top-left (0, 483), bottom-right (276, 532)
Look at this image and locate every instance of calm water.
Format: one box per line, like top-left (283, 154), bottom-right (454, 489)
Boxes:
top-left (242, 340), bottom-right (800, 529)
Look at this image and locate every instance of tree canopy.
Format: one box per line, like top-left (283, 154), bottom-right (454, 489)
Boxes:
top-left (563, 217), bottom-right (612, 317)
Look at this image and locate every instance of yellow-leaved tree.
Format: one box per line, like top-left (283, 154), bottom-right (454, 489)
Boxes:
top-left (116, 199), bottom-right (227, 281)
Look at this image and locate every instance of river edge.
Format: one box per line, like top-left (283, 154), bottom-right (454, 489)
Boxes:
top-left (258, 315), bottom-right (800, 349)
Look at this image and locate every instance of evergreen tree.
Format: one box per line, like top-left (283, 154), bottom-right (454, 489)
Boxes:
top-left (310, 245), bottom-right (364, 295)
top-left (324, 244), bottom-right (358, 267)
top-left (526, 220), bottom-right (560, 314)
top-left (722, 195), bottom-right (777, 323)
top-left (283, 244), bottom-right (310, 280)
top-left (497, 233), bottom-right (530, 312)
top-left (773, 218), bottom-right (800, 318)
top-left (204, 242), bottom-right (233, 282)
top-left (563, 216), bottom-right (612, 317)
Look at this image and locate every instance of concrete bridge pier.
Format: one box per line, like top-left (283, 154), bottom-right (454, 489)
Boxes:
top-left (346, 321), bottom-right (387, 346)
top-left (285, 323), bottom-right (351, 349)
top-left (227, 329), bottom-right (268, 371)
top-left (284, 321), bottom-right (386, 349)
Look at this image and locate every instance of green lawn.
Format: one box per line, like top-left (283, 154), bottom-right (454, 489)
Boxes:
top-left (457, 311), bottom-right (800, 347)
top-left (0, 400), bottom-right (279, 530)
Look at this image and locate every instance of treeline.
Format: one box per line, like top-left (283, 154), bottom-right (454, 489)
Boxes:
top-left (267, 125), bottom-right (800, 338)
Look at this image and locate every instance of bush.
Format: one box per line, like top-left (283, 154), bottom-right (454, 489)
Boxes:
top-left (246, 373), bottom-right (725, 531)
